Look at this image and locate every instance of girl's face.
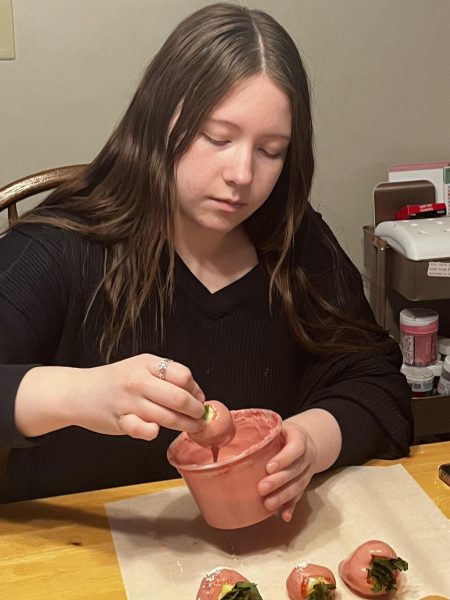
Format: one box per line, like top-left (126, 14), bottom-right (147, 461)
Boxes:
top-left (174, 74), bottom-right (292, 237)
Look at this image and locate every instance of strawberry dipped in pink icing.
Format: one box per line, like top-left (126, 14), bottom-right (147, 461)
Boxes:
top-left (339, 540), bottom-right (408, 597)
top-left (188, 400), bottom-right (236, 462)
top-left (196, 567), bottom-right (263, 599)
top-left (286, 561), bottom-right (336, 599)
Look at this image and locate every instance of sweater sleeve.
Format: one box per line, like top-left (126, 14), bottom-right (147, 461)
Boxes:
top-left (294, 206), bottom-right (414, 465)
top-left (298, 348), bottom-right (413, 465)
top-left (0, 224), bottom-right (70, 448)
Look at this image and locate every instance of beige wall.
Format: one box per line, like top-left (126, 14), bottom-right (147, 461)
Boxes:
top-left (1, 0), bottom-right (449, 270)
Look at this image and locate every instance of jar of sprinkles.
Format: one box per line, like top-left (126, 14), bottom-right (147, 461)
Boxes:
top-left (400, 308), bottom-right (439, 367)
top-left (427, 360), bottom-right (443, 391)
top-left (401, 365), bottom-right (434, 397)
top-left (438, 337), bottom-right (450, 361)
top-left (437, 356), bottom-right (450, 396)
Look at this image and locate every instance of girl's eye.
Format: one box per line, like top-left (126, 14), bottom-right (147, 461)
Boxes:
top-left (203, 133), bottom-right (228, 146)
top-left (261, 148), bottom-right (283, 159)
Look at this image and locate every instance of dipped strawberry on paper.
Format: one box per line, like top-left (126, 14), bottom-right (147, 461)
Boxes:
top-left (188, 400), bottom-right (236, 461)
top-left (196, 567), bottom-right (263, 600)
top-left (339, 540), bottom-right (408, 597)
top-left (286, 562), bottom-right (336, 599)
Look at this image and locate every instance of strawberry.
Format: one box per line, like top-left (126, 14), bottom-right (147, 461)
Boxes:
top-left (286, 562), bottom-right (336, 599)
top-left (339, 540), bottom-right (408, 597)
top-left (188, 400), bottom-right (236, 460)
top-left (196, 567), bottom-right (262, 600)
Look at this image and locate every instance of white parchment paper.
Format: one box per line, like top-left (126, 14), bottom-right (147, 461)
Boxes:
top-left (106, 465), bottom-right (450, 599)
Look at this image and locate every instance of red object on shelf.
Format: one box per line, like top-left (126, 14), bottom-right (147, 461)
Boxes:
top-left (395, 202), bottom-right (446, 220)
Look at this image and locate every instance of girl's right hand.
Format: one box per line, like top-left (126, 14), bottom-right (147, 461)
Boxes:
top-left (15, 354), bottom-right (206, 441)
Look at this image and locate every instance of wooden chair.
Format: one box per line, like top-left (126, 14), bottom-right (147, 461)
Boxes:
top-left (0, 164), bottom-right (86, 500)
top-left (0, 164), bottom-right (87, 226)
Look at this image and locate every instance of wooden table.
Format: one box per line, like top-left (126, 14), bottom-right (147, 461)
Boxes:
top-left (0, 441), bottom-right (449, 599)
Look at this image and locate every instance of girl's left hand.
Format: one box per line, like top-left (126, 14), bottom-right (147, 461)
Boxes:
top-left (257, 420), bottom-right (319, 523)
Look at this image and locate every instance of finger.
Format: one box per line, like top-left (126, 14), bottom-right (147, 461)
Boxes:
top-left (167, 362), bottom-right (205, 402)
top-left (134, 396), bottom-right (205, 434)
top-left (146, 356), bottom-right (205, 410)
top-left (279, 498), bottom-right (297, 523)
top-left (148, 356), bottom-right (194, 390)
top-left (262, 473), bottom-right (310, 514)
top-left (191, 380), bottom-right (206, 403)
top-left (258, 458), bottom-right (306, 497)
top-left (118, 413), bottom-right (160, 441)
top-left (266, 424), bottom-right (308, 474)
top-left (145, 378), bottom-right (206, 418)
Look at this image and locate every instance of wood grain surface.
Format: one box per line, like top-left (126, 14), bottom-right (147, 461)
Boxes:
top-left (0, 442), bottom-right (448, 599)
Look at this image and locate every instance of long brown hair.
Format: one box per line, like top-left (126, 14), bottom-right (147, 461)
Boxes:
top-left (18, 3), bottom-right (386, 360)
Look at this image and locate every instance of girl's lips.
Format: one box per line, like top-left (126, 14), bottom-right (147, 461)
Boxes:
top-left (209, 197), bottom-right (244, 212)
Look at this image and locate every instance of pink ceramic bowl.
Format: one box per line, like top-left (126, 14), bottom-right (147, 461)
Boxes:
top-left (167, 408), bottom-right (283, 529)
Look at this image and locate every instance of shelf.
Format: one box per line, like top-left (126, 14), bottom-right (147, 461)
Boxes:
top-left (364, 178), bottom-right (450, 441)
top-left (364, 226), bottom-right (450, 303)
top-left (412, 394), bottom-right (450, 438)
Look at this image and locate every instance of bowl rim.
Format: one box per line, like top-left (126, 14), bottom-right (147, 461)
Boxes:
top-left (167, 408), bottom-right (282, 472)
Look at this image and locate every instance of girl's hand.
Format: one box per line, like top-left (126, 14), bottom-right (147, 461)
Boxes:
top-left (257, 421), bottom-right (318, 523)
top-left (257, 408), bottom-right (342, 523)
top-left (73, 354), bottom-right (206, 440)
top-left (16, 354), bottom-right (206, 441)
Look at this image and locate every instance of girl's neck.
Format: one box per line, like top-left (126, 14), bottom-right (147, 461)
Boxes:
top-left (174, 224), bottom-right (258, 293)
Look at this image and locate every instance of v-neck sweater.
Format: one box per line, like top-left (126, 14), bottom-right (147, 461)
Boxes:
top-left (0, 208), bottom-right (413, 502)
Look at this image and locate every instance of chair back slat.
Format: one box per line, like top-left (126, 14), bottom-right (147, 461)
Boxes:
top-left (0, 165), bottom-right (87, 226)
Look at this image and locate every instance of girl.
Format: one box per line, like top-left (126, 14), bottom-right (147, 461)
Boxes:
top-left (0, 3), bottom-right (412, 519)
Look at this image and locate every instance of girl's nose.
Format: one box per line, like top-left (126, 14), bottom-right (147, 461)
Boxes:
top-left (222, 146), bottom-right (253, 186)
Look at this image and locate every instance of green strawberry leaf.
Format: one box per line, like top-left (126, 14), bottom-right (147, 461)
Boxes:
top-left (368, 556), bottom-right (408, 592)
top-left (307, 581), bottom-right (336, 599)
top-left (219, 581), bottom-right (263, 600)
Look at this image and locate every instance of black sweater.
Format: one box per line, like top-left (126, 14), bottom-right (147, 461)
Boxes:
top-left (0, 208), bottom-right (413, 501)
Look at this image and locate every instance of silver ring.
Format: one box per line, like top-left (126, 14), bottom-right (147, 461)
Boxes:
top-left (158, 357), bottom-right (171, 380)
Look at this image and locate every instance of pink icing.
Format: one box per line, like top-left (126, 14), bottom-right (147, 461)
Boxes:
top-left (196, 567), bottom-right (248, 600)
top-left (286, 562), bottom-right (336, 599)
top-left (169, 408), bottom-right (280, 470)
top-left (188, 400), bottom-right (236, 455)
top-left (339, 540), bottom-right (398, 598)
top-left (167, 408), bottom-right (283, 528)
